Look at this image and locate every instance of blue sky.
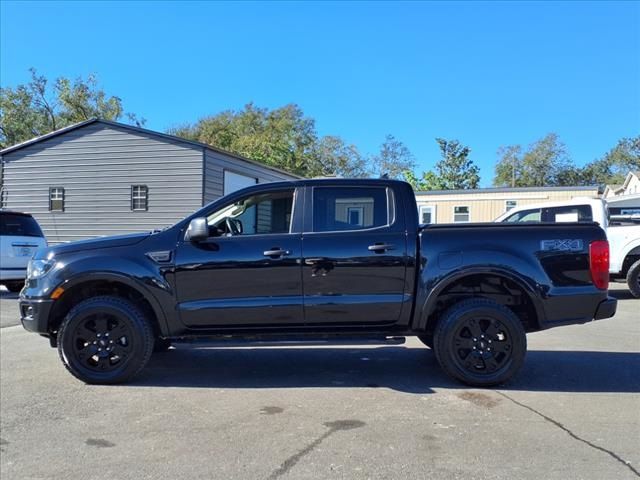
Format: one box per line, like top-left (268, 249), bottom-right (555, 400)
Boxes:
top-left (1, 1), bottom-right (639, 185)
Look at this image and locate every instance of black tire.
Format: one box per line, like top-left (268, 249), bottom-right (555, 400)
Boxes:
top-left (57, 296), bottom-right (154, 384)
top-left (153, 338), bottom-right (173, 353)
top-left (4, 281), bottom-right (24, 293)
top-left (626, 259), bottom-right (640, 299)
top-left (417, 334), bottom-right (433, 349)
top-left (433, 298), bottom-right (527, 387)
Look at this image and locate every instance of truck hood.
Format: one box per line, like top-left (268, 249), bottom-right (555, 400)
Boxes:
top-left (38, 232), bottom-right (151, 257)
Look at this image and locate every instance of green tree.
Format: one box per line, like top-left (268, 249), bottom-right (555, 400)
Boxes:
top-left (433, 138), bottom-right (480, 189)
top-left (493, 133), bottom-right (572, 187)
top-left (310, 135), bottom-right (369, 178)
top-left (404, 138), bottom-right (479, 190)
top-left (403, 169), bottom-right (446, 191)
top-left (170, 103), bottom-right (370, 178)
top-left (372, 134), bottom-right (416, 179)
top-left (0, 68), bottom-right (143, 148)
top-left (495, 134), bottom-right (640, 188)
top-left (493, 145), bottom-right (523, 187)
top-left (581, 136), bottom-right (640, 185)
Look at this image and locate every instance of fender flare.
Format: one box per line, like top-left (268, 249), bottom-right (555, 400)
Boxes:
top-left (418, 266), bottom-right (545, 331)
top-left (54, 271), bottom-right (170, 335)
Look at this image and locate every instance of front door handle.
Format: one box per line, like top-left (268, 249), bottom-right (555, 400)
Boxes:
top-left (368, 243), bottom-right (395, 253)
top-left (263, 248), bottom-right (290, 258)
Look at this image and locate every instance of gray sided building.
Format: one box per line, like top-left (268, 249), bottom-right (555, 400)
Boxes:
top-left (0, 119), bottom-right (299, 244)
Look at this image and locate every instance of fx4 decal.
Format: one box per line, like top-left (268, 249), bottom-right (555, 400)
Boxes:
top-left (540, 239), bottom-right (584, 252)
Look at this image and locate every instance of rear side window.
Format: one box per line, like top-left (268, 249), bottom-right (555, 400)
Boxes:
top-left (313, 187), bottom-right (389, 232)
top-left (0, 214), bottom-right (44, 237)
top-left (544, 205), bottom-right (593, 222)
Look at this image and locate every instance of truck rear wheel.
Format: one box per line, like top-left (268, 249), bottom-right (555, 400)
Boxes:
top-left (433, 298), bottom-right (526, 387)
top-left (626, 259), bottom-right (640, 298)
top-left (57, 296), bottom-right (154, 384)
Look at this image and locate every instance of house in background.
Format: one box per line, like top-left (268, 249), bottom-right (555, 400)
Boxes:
top-left (415, 186), bottom-right (600, 224)
top-left (0, 119), bottom-right (299, 244)
top-left (604, 171), bottom-right (640, 198)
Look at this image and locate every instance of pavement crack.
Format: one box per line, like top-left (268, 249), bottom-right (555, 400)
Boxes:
top-left (497, 391), bottom-right (639, 478)
top-left (267, 420), bottom-right (365, 479)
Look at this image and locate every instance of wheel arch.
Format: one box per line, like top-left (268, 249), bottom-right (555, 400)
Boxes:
top-left (418, 267), bottom-right (545, 334)
top-left (49, 272), bottom-right (169, 336)
top-left (621, 244), bottom-right (640, 276)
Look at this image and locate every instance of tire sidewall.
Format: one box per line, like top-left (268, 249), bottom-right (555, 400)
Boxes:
top-left (627, 260), bottom-right (640, 298)
top-left (434, 300), bottom-right (527, 387)
top-left (58, 297), bottom-right (153, 384)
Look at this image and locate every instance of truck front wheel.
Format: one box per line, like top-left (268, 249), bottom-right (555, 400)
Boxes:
top-left (433, 298), bottom-right (526, 387)
top-left (626, 259), bottom-right (640, 298)
top-left (57, 296), bottom-right (154, 384)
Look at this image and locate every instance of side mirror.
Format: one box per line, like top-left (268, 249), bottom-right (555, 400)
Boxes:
top-left (185, 217), bottom-right (208, 242)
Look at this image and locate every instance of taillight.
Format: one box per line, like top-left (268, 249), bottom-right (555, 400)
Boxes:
top-left (589, 240), bottom-right (609, 290)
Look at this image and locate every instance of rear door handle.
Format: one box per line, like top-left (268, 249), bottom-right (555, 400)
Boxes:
top-left (263, 248), bottom-right (290, 258)
top-left (368, 243), bottom-right (395, 253)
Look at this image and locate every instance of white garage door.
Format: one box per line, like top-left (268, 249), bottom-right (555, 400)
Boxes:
top-left (224, 170), bottom-right (257, 195)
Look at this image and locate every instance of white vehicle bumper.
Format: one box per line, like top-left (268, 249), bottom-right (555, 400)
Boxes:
top-left (0, 268), bottom-right (27, 281)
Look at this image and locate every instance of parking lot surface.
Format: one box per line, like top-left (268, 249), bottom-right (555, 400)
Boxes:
top-left (1, 283), bottom-right (639, 479)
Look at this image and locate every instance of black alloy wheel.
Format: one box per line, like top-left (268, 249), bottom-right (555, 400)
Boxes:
top-left (433, 298), bottom-right (527, 387)
top-left (58, 296), bottom-right (154, 384)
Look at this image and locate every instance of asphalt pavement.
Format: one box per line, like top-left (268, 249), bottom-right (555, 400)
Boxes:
top-left (1, 283), bottom-right (638, 479)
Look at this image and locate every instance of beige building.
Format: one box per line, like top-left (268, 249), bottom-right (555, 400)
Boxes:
top-left (415, 186), bottom-right (600, 224)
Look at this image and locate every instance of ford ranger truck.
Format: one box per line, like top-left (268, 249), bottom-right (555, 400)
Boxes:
top-left (19, 179), bottom-right (617, 386)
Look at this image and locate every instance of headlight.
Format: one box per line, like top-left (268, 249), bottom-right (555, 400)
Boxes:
top-left (26, 258), bottom-right (56, 280)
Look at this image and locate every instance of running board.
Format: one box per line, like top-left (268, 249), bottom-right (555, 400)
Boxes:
top-left (169, 335), bottom-right (406, 347)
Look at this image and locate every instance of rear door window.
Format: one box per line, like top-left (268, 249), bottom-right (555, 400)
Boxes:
top-left (0, 214), bottom-right (44, 237)
top-left (313, 187), bottom-right (390, 232)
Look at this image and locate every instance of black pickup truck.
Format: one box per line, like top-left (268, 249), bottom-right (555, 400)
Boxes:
top-left (20, 179), bottom-right (616, 386)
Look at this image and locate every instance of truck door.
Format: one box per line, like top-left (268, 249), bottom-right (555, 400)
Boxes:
top-left (174, 187), bottom-right (304, 328)
top-left (301, 185), bottom-right (410, 326)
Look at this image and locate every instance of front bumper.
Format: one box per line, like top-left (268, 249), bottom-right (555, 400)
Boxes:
top-left (594, 296), bottom-right (617, 320)
top-left (19, 298), bottom-right (54, 334)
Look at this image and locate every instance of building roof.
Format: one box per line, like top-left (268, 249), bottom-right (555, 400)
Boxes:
top-left (415, 185), bottom-right (599, 196)
top-left (604, 184), bottom-right (624, 195)
top-left (622, 171), bottom-right (640, 189)
top-left (0, 118), bottom-right (301, 179)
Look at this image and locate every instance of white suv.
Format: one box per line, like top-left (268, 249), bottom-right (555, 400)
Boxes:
top-left (0, 211), bottom-right (47, 292)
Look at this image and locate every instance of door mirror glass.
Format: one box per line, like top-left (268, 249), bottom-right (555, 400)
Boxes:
top-left (186, 217), bottom-right (209, 242)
